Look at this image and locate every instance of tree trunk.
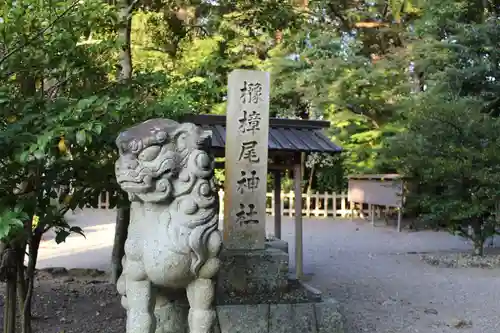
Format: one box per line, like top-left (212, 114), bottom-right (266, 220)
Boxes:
top-left (111, 0), bottom-right (135, 285)
top-left (117, 0), bottom-right (135, 82)
top-left (16, 244), bottom-right (27, 316)
top-left (306, 162), bottom-right (315, 194)
top-left (111, 202), bottom-right (130, 284)
top-left (1, 248), bottom-right (18, 333)
top-left (22, 232), bottom-right (42, 333)
top-left (471, 220), bottom-right (485, 256)
top-left (4, 277), bottom-right (17, 333)
top-left (472, 237), bottom-right (484, 256)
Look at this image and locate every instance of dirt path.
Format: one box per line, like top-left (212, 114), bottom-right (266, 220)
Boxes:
top-left (0, 270), bottom-right (124, 333)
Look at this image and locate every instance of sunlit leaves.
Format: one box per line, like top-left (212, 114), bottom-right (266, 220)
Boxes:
top-left (0, 0), bottom-right (195, 248)
top-left (0, 208), bottom-right (28, 241)
top-left (382, 0), bottom-right (500, 248)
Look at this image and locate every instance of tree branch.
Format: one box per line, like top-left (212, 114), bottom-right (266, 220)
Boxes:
top-left (485, 97), bottom-right (500, 116)
top-left (326, 3), bottom-right (352, 32)
top-left (346, 103), bottom-right (380, 129)
top-left (44, 75), bottom-right (75, 99)
top-left (0, 0), bottom-right (81, 67)
top-left (354, 21), bottom-right (390, 28)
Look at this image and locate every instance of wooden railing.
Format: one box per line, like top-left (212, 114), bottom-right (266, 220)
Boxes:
top-left (218, 190), bottom-right (390, 218)
top-left (92, 189), bottom-right (393, 219)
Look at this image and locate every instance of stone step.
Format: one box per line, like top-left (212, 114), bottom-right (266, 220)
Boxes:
top-left (215, 298), bottom-right (345, 333)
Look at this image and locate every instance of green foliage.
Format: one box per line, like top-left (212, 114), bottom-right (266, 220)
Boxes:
top-left (382, 1), bottom-right (500, 253)
top-left (130, 0), bottom-right (304, 115)
top-left (269, 24), bottom-right (412, 175)
top-left (0, 208), bottom-right (27, 241)
top-left (0, 7), bottom-right (203, 311)
top-left (262, 0), bottom-right (500, 256)
top-left (0, 0), bottom-right (196, 232)
top-left (307, 154), bottom-right (347, 192)
top-left (1, 0), bottom-right (115, 243)
top-left (386, 93), bottom-right (500, 253)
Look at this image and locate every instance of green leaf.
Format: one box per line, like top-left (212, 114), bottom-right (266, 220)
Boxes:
top-left (0, 224), bottom-right (11, 241)
top-left (76, 130), bottom-right (87, 146)
top-left (188, 77), bottom-right (206, 84)
top-left (55, 229), bottom-right (71, 244)
top-left (18, 151), bottom-right (31, 164)
top-left (69, 226), bottom-right (85, 238)
top-left (0, 209), bottom-right (27, 240)
top-left (76, 96), bottom-right (98, 110)
top-left (33, 150), bottom-right (45, 160)
top-left (93, 123), bottom-right (103, 135)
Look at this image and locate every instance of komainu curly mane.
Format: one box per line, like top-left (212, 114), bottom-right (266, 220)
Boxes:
top-left (115, 118), bottom-right (220, 277)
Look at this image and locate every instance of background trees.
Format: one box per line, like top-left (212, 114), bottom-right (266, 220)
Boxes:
top-left (383, 0), bottom-right (500, 254)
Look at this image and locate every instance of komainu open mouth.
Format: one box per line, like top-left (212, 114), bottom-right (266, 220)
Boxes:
top-left (118, 180), bottom-right (151, 193)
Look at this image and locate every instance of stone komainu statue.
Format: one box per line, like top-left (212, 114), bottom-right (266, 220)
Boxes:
top-left (115, 119), bottom-right (222, 333)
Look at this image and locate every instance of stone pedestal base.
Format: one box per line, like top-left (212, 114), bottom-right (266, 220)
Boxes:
top-left (214, 240), bottom-right (346, 333)
top-left (216, 245), bottom-right (289, 304)
top-left (215, 298), bottom-right (345, 333)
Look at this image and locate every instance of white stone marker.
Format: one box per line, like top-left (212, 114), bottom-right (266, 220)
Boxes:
top-left (223, 69), bottom-right (270, 250)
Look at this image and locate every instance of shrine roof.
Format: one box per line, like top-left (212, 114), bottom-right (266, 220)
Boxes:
top-left (180, 114), bottom-right (342, 154)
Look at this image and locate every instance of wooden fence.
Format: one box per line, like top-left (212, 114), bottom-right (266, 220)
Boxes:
top-left (93, 190), bottom-right (393, 219)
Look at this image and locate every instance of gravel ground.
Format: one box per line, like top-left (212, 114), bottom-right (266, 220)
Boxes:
top-left (421, 250), bottom-right (500, 268)
top-left (4, 210), bottom-right (500, 333)
top-left (282, 218), bottom-right (500, 333)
